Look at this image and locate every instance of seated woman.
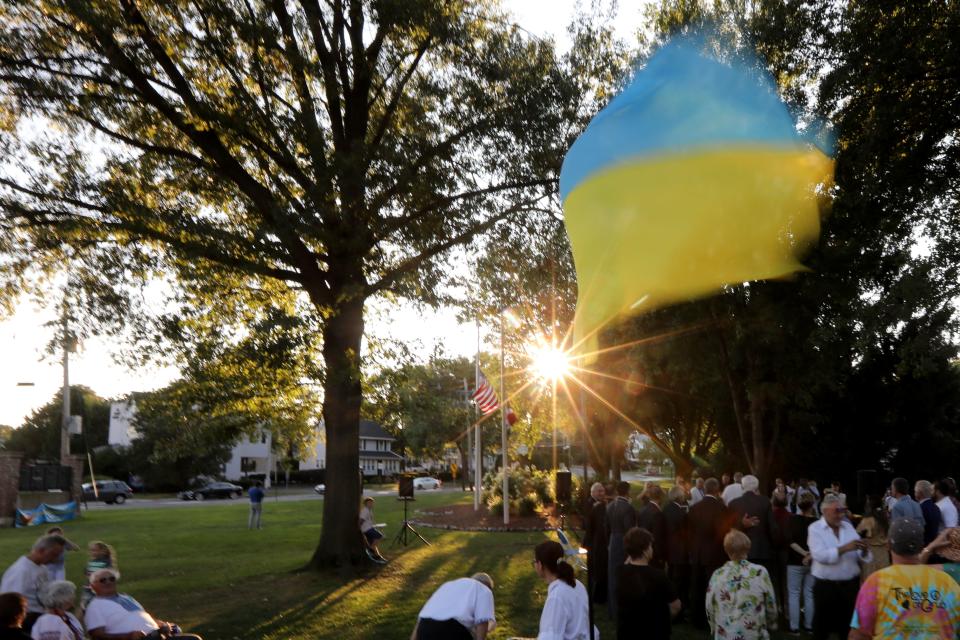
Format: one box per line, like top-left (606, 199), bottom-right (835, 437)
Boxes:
top-left (29, 581), bottom-right (83, 640)
top-left (0, 593), bottom-right (31, 640)
top-left (532, 540), bottom-right (597, 640)
top-left (706, 530), bottom-right (778, 640)
top-left (617, 527), bottom-right (681, 640)
top-left (359, 497), bottom-right (386, 563)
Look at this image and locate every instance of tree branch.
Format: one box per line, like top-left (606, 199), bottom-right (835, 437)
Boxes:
top-left (367, 37), bottom-right (432, 155)
top-left (366, 198), bottom-right (546, 296)
top-left (300, 0), bottom-right (347, 150)
top-left (374, 178), bottom-right (555, 242)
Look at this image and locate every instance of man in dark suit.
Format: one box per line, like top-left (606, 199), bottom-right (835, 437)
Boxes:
top-left (729, 474), bottom-right (781, 607)
top-left (915, 479), bottom-right (942, 546)
top-left (663, 484), bottom-right (691, 621)
top-left (606, 480), bottom-right (637, 619)
top-left (636, 484), bottom-right (667, 569)
top-left (583, 482), bottom-right (608, 604)
top-left (688, 477), bottom-right (731, 628)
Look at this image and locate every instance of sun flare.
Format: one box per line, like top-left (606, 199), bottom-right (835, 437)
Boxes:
top-left (528, 343), bottom-right (573, 383)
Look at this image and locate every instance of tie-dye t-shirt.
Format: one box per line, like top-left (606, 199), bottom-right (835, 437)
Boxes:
top-left (850, 564), bottom-right (960, 639)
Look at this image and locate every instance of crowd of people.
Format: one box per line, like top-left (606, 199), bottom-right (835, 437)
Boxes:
top-left (582, 472), bottom-right (960, 639)
top-left (0, 530), bottom-right (200, 640)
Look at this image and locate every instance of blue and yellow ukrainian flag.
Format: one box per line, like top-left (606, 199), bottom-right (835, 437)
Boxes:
top-left (560, 38), bottom-right (834, 360)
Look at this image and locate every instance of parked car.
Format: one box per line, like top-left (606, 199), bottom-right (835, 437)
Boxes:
top-left (178, 481), bottom-right (244, 501)
top-left (413, 477), bottom-right (442, 490)
top-left (82, 480), bottom-right (134, 505)
top-left (314, 483), bottom-right (325, 495)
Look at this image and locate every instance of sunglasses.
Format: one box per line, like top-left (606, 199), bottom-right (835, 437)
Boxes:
top-left (97, 576), bottom-right (117, 584)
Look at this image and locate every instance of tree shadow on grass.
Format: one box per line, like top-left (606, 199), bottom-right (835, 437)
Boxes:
top-left (180, 529), bottom-right (552, 639)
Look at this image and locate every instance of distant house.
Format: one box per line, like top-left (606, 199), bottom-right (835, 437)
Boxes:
top-left (299, 419), bottom-right (403, 478)
top-left (108, 400), bottom-right (139, 447)
top-left (108, 400), bottom-right (401, 480)
top-left (222, 428), bottom-right (273, 481)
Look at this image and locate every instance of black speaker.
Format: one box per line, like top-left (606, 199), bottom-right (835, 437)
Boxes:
top-left (556, 471), bottom-right (572, 503)
top-left (398, 475), bottom-right (415, 499)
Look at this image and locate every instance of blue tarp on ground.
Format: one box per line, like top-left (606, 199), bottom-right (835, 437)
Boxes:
top-left (15, 501), bottom-right (77, 527)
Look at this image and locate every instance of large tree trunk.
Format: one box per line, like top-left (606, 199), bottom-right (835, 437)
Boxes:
top-left (309, 293), bottom-right (365, 570)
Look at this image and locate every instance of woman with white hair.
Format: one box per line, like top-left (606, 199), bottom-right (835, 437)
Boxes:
top-left (706, 530), bottom-right (778, 639)
top-left (30, 581), bottom-right (82, 640)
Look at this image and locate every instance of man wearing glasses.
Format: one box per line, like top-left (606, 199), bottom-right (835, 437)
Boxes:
top-left (807, 494), bottom-right (871, 639)
top-left (84, 569), bottom-right (202, 640)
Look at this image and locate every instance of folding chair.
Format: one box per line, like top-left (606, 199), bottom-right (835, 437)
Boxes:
top-left (554, 527), bottom-right (588, 572)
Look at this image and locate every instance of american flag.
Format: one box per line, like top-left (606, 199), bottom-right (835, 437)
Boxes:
top-left (472, 372), bottom-right (500, 415)
top-left (472, 373), bottom-right (519, 425)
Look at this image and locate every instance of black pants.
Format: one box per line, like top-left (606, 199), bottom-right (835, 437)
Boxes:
top-left (144, 632), bottom-right (203, 640)
top-left (812, 576), bottom-right (859, 640)
top-left (667, 562), bottom-right (691, 617)
top-left (691, 563), bottom-right (722, 628)
top-left (753, 559), bottom-right (782, 610)
top-left (417, 618), bottom-right (473, 640)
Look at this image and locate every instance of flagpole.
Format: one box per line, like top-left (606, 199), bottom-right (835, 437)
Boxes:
top-left (500, 310), bottom-right (509, 525)
top-left (464, 377), bottom-right (471, 493)
top-left (474, 319), bottom-right (481, 512)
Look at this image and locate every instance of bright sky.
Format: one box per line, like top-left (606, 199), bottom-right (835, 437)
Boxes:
top-left (0, 1), bottom-right (646, 428)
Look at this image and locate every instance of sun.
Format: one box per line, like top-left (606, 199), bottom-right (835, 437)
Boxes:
top-left (528, 343), bottom-right (573, 384)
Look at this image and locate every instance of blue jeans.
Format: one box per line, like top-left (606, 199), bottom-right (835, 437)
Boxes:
top-left (787, 564), bottom-right (815, 631)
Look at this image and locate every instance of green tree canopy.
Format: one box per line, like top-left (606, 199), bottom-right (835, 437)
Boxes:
top-left (0, 0), bottom-right (597, 568)
top-left (5, 385), bottom-right (111, 460)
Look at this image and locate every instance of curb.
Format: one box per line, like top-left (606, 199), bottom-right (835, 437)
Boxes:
top-left (408, 519), bottom-right (553, 533)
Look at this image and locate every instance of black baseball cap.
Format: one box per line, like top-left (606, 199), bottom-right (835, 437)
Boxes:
top-left (889, 518), bottom-right (924, 555)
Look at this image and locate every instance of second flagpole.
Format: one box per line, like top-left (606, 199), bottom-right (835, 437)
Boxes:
top-left (474, 318), bottom-right (481, 512)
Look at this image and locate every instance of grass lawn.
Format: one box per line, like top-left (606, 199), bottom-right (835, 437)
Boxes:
top-left (0, 491), bottom-right (797, 639)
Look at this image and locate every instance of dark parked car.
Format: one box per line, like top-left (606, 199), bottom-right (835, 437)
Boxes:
top-left (178, 481), bottom-right (244, 501)
top-left (82, 480), bottom-right (134, 505)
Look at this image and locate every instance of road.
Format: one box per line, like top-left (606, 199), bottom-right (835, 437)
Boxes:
top-left (82, 484), bottom-right (459, 511)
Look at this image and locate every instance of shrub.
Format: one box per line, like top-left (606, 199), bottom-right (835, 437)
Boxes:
top-left (519, 493), bottom-right (539, 517)
top-left (286, 469), bottom-right (327, 484)
top-left (481, 466), bottom-right (564, 515)
top-left (487, 495), bottom-right (504, 517)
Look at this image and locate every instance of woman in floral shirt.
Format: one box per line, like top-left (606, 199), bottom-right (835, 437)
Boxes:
top-left (706, 530), bottom-right (778, 639)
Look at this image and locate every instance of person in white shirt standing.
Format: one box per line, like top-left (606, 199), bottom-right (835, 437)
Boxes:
top-left (807, 494), bottom-right (872, 640)
top-left (935, 479), bottom-right (959, 530)
top-left (0, 535), bottom-right (70, 633)
top-left (533, 540), bottom-right (597, 640)
top-left (410, 574), bottom-right (496, 640)
top-left (721, 472), bottom-right (744, 506)
top-left (690, 478), bottom-right (705, 506)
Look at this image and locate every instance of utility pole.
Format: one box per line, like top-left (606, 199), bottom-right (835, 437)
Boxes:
top-left (60, 305), bottom-right (71, 465)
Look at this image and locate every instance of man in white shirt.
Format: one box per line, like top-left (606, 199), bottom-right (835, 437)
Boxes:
top-left (807, 494), bottom-right (871, 640)
top-left (410, 573), bottom-right (496, 640)
top-left (85, 569), bottom-right (201, 640)
top-left (935, 479), bottom-right (959, 529)
top-left (689, 477), bottom-right (705, 506)
top-left (0, 534), bottom-right (69, 633)
top-left (721, 472), bottom-right (744, 506)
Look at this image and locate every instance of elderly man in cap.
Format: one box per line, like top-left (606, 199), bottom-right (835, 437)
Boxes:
top-left (410, 573), bottom-right (496, 640)
top-left (0, 534), bottom-right (74, 633)
top-left (85, 569), bottom-right (202, 640)
top-left (849, 518), bottom-right (960, 639)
